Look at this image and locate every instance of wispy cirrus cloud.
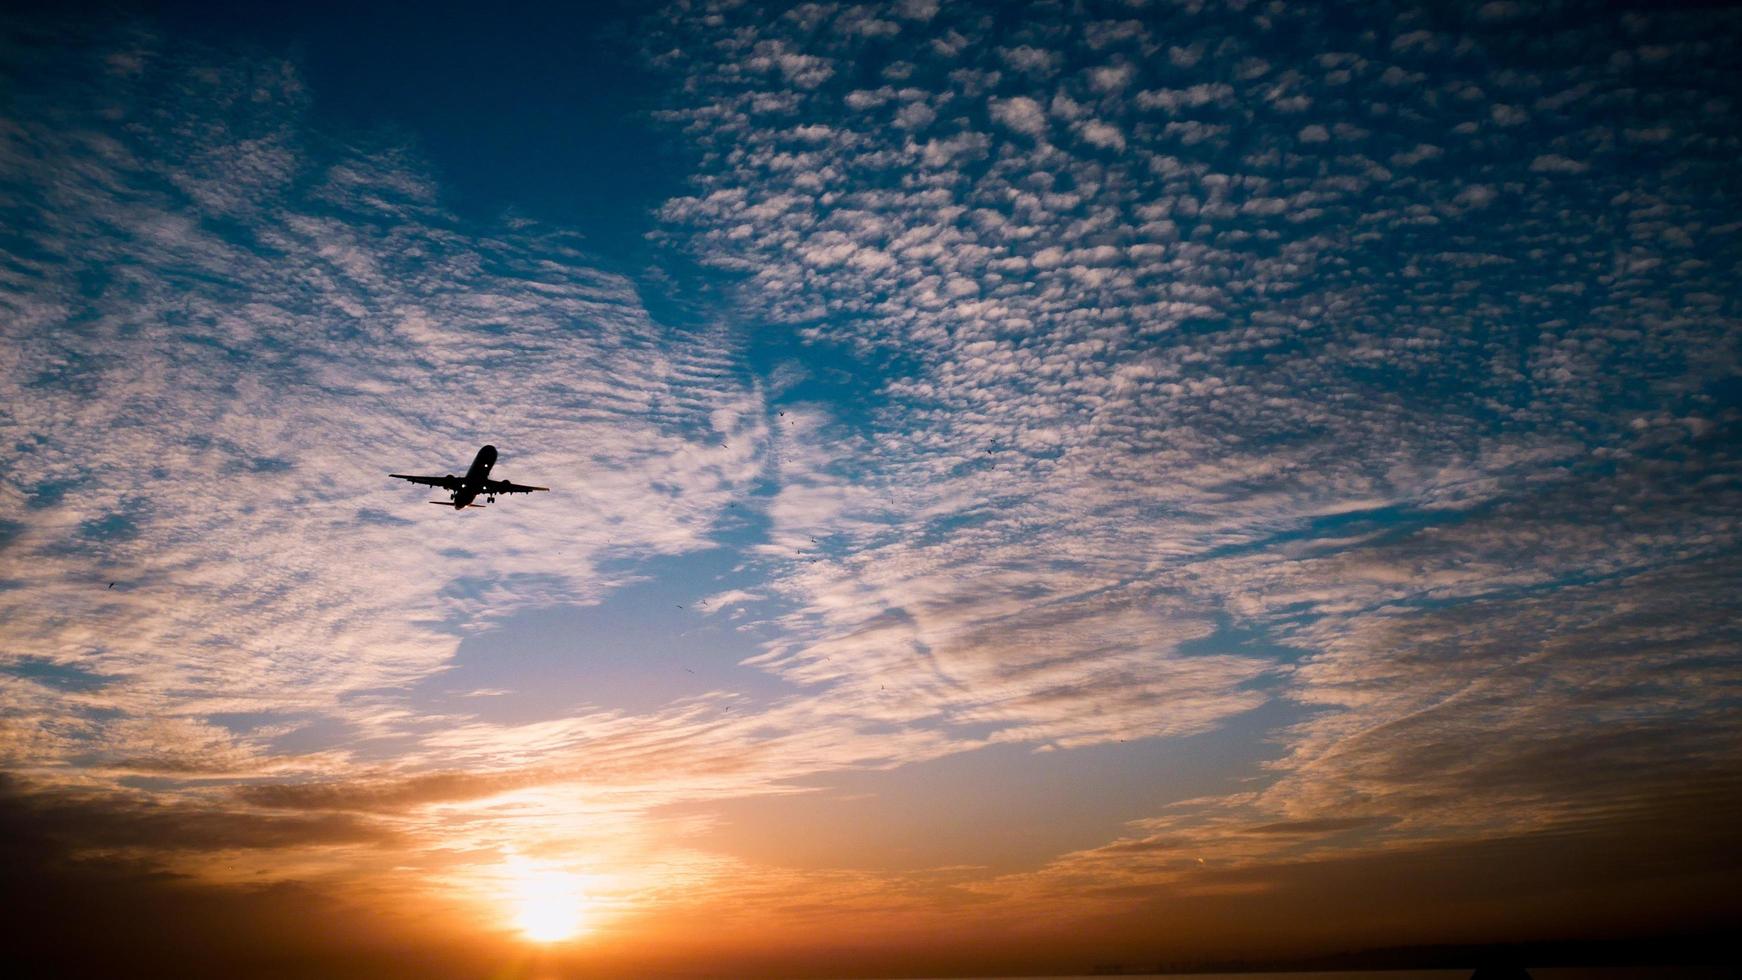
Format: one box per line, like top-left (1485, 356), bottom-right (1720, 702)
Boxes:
top-left (0, 25), bottom-right (768, 843)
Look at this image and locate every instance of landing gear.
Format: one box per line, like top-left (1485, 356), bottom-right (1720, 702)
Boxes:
top-left (487, 495), bottom-right (496, 504)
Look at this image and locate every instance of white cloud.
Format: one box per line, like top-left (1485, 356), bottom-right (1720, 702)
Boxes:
top-left (1453, 184), bottom-right (1497, 208)
top-left (998, 45), bottom-right (1058, 75)
top-left (989, 95), bottom-right (1048, 138)
top-left (895, 0), bottom-right (939, 21)
top-left (1089, 63), bottom-right (1135, 93)
top-left (1529, 153), bottom-right (1590, 174)
top-left (893, 101), bottom-right (937, 130)
top-left (1390, 142), bottom-right (1442, 167)
top-left (1490, 102), bottom-right (1528, 126)
top-left (1135, 83), bottom-right (1233, 112)
top-left (1077, 119), bottom-right (1126, 152)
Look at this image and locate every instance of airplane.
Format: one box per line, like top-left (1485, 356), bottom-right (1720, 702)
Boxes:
top-left (390, 444), bottom-right (549, 510)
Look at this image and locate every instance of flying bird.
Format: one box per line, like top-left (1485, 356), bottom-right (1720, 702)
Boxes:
top-left (391, 444), bottom-right (548, 511)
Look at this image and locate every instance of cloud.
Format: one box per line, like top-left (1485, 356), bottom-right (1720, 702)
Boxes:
top-left (1136, 83), bottom-right (1234, 112)
top-left (1453, 183), bottom-right (1498, 208)
top-left (989, 95), bottom-right (1048, 137)
top-left (1076, 119), bottom-right (1126, 152)
top-left (1477, 1), bottom-right (1522, 23)
top-left (1389, 142), bottom-right (1442, 167)
top-left (1088, 62), bottom-right (1135, 93)
top-left (1529, 153), bottom-right (1590, 173)
top-left (1490, 102), bottom-right (1528, 126)
top-left (0, 773), bottom-right (394, 852)
top-left (8, 0), bottom-right (1742, 966)
top-left (895, 0), bottom-right (939, 22)
top-left (998, 45), bottom-right (1057, 76)
top-left (0, 20), bottom-right (776, 898)
top-left (647, 0), bottom-right (1742, 932)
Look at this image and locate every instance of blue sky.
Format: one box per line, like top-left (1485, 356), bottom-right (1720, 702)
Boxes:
top-left (1, 0), bottom-right (1739, 974)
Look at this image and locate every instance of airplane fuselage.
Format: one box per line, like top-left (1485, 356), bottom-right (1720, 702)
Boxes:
top-left (449, 444), bottom-right (497, 509)
top-left (391, 444), bottom-right (545, 510)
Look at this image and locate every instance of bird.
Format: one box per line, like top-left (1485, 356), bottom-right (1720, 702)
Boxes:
top-left (107, 582), bottom-right (115, 589)
top-left (683, 667), bottom-right (695, 674)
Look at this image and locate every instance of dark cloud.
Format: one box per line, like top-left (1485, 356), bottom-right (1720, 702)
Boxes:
top-left (233, 769), bottom-right (534, 812)
top-left (0, 772), bottom-right (394, 852)
top-left (1242, 816), bottom-right (1392, 836)
top-left (0, 773), bottom-right (492, 980)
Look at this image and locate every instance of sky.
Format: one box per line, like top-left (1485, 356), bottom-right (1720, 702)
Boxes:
top-left (1, 0), bottom-right (1739, 976)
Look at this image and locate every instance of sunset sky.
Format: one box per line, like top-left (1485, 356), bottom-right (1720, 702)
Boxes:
top-left (2, 1), bottom-right (1739, 976)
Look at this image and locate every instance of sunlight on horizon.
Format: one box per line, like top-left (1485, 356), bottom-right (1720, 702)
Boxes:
top-left (500, 856), bottom-right (591, 944)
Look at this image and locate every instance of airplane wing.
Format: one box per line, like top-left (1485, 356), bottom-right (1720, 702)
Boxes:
top-left (390, 474), bottom-right (463, 490)
top-left (481, 477), bottom-right (549, 495)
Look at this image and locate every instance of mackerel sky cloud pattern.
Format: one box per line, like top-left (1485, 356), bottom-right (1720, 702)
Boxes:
top-left (2, 0), bottom-right (1740, 972)
top-left (651, 0), bottom-right (1742, 904)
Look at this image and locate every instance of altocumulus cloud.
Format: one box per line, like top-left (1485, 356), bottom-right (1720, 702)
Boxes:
top-left (647, 0), bottom-right (1742, 919)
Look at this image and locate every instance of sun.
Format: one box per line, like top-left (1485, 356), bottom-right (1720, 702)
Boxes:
top-left (500, 857), bottom-right (590, 943)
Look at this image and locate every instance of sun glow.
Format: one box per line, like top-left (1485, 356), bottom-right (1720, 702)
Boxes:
top-left (500, 857), bottom-right (590, 943)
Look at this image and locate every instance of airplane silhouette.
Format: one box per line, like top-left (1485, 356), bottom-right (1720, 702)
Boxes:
top-left (391, 444), bottom-right (548, 510)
